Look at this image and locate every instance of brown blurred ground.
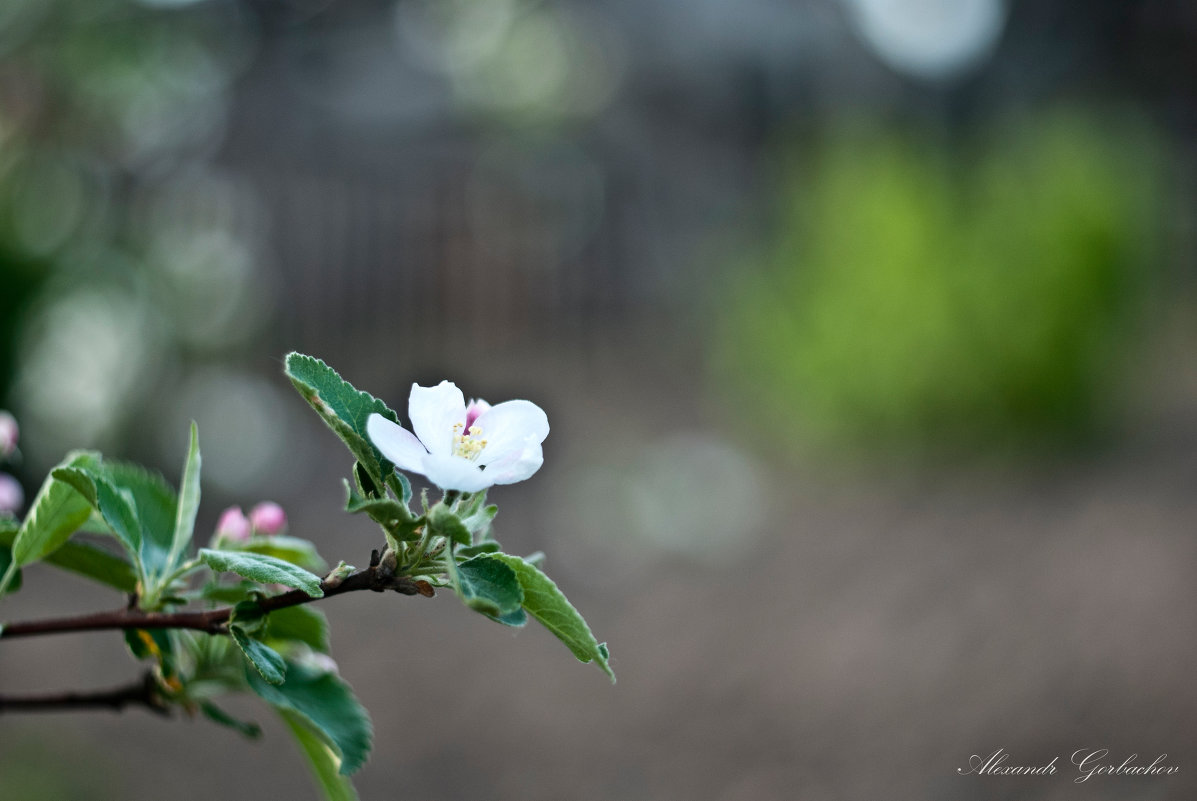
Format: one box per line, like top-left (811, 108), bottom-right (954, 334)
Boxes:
top-left (2, 329), bottom-right (1195, 801)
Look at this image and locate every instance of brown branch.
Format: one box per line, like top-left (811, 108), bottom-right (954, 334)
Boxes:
top-left (0, 565), bottom-right (435, 640)
top-left (0, 672), bottom-right (169, 715)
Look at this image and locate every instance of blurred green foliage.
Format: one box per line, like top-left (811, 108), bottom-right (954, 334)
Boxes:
top-left (0, 0), bottom-right (263, 463)
top-left (0, 247), bottom-right (46, 404)
top-left (716, 112), bottom-right (1162, 459)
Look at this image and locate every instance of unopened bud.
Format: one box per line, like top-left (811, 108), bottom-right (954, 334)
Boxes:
top-left (0, 412), bottom-right (18, 459)
top-left (0, 473), bottom-right (23, 514)
top-left (379, 548), bottom-right (398, 574)
top-left (249, 501), bottom-right (287, 536)
top-left (216, 506), bottom-right (251, 542)
top-left (323, 561), bottom-right (354, 589)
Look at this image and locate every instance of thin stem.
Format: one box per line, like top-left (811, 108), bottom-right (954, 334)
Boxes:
top-left (0, 672), bottom-right (168, 716)
top-left (159, 557), bottom-right (204, 592)
top-left (0, 560), bottom-right (19, 598)
top-left (400, 523), bottom-right (433, 573)
top-left (0, 565), bottom-right (434, 640)
top-left (141, 558), bottom-right (205, 609)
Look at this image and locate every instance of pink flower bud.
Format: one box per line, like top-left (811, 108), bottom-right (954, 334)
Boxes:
top-left (0, 473), bottom-right (23, 515)
top-left (0, 411), bottom-right (18, 459)
top-left (249, 501), bottom-right (287, 536)
top-left (216, 506), bottom-right (252, 542)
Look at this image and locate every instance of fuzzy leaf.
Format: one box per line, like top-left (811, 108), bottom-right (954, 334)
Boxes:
top-left (232, 536), bottom-right (327, 572)
top-left (168, 422), bottom-right (202, 572)
top-left (455, 541), bottom-right (501, 559)
top-left (352, 462), bottom-right (381, 500)
top-left (230, 601), bottom-right (268, 634)
top-left (196, 579), bottom-right (259, 604)
top-left (284, 353), bottom-right (399, 485)
top-left (268, 605), bottom-right (331, 653)
top-left (428, 504), bottom-right (471, 547)
top-left (232, 627), bottom-right (287, 684)
top-left (457, 492), bottom-right (497, 540)
top-left (456, 555), bottom-right (523, 618)
top-left (9, 452), bottom-right (102, 570)
top-left (343, 481), bottom-right (417, 537)
top-left (247, 659), bottom-right (373, 775)
top-left (201, 700), bottom-right (263, 739)
top-left (280, 709), bottom-right (360, 801)
top-left (489, 554), bottom-right (615, 682)
top-left (488, 607), bottom-right (528, 627)
top-left (104, 462), bottom-right (179, 581)
top-left (30, 538), bottom-right (136, 593)
top-left (52, 466), bottom-right (142, 562)
top-left (199, 549), bottom-right (324, 598)
top-left (386, 471), bottom-right (412, 506)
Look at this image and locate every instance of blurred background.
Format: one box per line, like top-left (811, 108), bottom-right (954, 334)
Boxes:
top-left (1, 0), bottom-right (1196, 798)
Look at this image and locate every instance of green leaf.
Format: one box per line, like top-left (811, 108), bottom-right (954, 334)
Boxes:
top-left (201, 700), bottom-right (262, 739)
top-left (343, 481), bottom-right (416, 535)
top-left (196, 578), bottom-right (259, 604)
top-left (352, 462), bottom-right (381, 500)
top-left (279, 709), bottom-right (360, 801)
top-left (232, 536), bottom-right (327, 572)
top-left (168, 422), bottom-right (202, 572)
top-left (457, 492), bottom-right (497, 540)
top-left (488, 607), bottom-right (528, 627)
top-left (247, 659), bottom-right (373, 775)
top-left (428, 504), bottom-right (471, 547)
top-left (124, 627), bottom-right (169, 661)
top-left (199, 549), bottom-right (324, 598)
top-left (230, 601), bottom-right (268, 633)
top-left (267, 605), bottom-right (331, 653)
top-left (52, 466), bottom-right (142, 562)
top-left (0, 544), bottom-right (22, 596)
top-left (104, 462), bottom-right (179, 582)
top-left (232, 627), bottom-right (287, 684)
top-left (455, 555), bottom-right (523, 618)
top-left (489, 554), bottom-right (615, 682)
top-left (123, 628), bottom-right (181, 683)
top-left (463, 505), bottom-right (498, 540)
top-left (9, 451), bottom-right (101, 569)
top-left (0, 469), bottom-right (136, 597)
top-left (385, 471), bottom-right (412, 506)
top-left (34, 539), bottom-right (137, 593)
top-left (284, 353), bottom-right (399, 485)
top-left (455, 541), bottom-right (501, 559)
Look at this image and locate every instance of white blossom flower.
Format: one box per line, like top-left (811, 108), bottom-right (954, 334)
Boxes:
top-left (367, 381), bottom-right (549, 492)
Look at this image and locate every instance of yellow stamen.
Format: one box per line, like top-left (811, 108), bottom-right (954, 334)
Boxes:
top-left (452, 423), bottom-right (486, 461)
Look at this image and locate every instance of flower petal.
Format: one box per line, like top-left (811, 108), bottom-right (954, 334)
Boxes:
top-left (474, 400), bottom-right (549, 466)
top-left (409, 381), bottom-right (466, 456)
top-left (367, 413), bottom-right (429, 473)
top-left (464, 398), bottom-right (491, 431)
top-left (483, 440), bottom-right (544, 485)
top-left (420, 452), bottom-right (493, 493)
